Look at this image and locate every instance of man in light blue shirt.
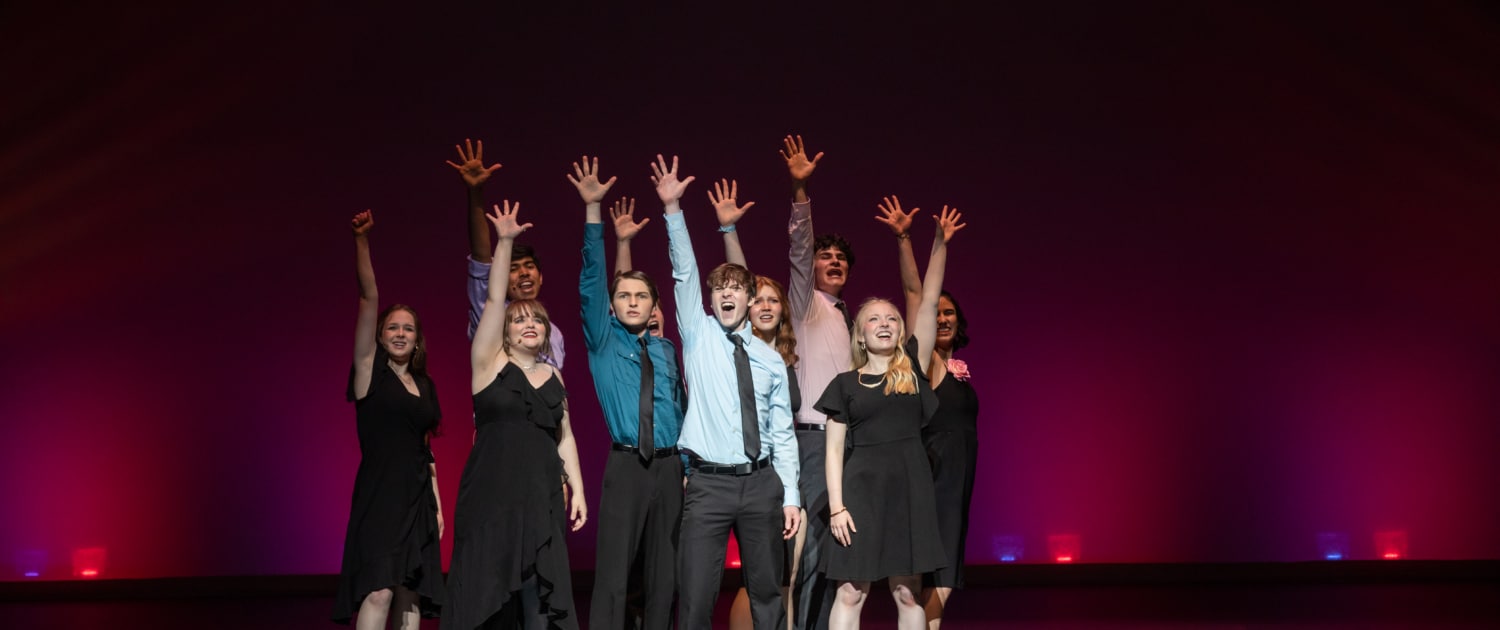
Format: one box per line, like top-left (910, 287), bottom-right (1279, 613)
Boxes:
top-left (653, 154), bottom-right (800, 630)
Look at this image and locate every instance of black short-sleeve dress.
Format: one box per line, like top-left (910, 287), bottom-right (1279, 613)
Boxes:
top-left (815, 338), bottom-right (947, 582)
top-left (333, 346), bottom-right (446, 624)
top-left (923, 364), bottom-right (979, 588)
top-left (442, 363), bottom-right (578, 630)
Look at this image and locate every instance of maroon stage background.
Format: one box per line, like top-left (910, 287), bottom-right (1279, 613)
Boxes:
top-left (3, 1), bottom-right (1499, 580)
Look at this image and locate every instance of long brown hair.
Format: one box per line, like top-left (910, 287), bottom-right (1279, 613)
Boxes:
top-left (379, 304), bottom-right (428, 378)
top-left (753, 276), bottom-right (798, 368)
top-left (849, 298), bottom-right (917, 396)
top-left (378, 304), bottom-right (439, 436)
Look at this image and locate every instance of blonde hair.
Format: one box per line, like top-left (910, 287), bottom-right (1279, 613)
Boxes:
top-left (849, 298), bottom-right (917, 396)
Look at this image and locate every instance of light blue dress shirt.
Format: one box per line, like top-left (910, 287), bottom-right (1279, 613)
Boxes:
top-left (666, 211), bottom-right (799, 507)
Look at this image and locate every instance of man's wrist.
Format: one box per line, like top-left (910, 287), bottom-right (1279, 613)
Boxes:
top-left (718, 224), bottom-right (736, 233)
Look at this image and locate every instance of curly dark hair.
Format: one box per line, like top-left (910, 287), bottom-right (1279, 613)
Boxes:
top-left (813, 233), bottom-right (855, 268)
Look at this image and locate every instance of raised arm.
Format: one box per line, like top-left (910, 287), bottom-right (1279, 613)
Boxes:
top-left (553, 371), bottom-right (588, 532)
top-left (912, 206), bottom-right (965, 373)
top-left (781, 134), bottom-right (823, 205)
top-left (783, 135), bottom-right (824, 318)
top-left (446, 138), bottom-right (504, 262)
top-left (351, 210), bottom-right (379, 400)
top-left (573, 156), bottom-right (620, 350)
top-left (654, 154), bottom-right (702, 337)
top-left (471, 201), bottom-right (533, 387)
top-left (709, 178), bottom-right (755, 268)
top-left (609, 198), bottom-right (648, 275)
top-left (876, 195), bottom-right (922, 325)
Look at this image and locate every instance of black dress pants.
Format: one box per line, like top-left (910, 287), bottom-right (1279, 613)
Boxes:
top-left (791, 428), bottom-right (833, 629)
top-left (590, 451), bottom-right (684, 630)
top-left (677, 465), bottom-right (787, 630)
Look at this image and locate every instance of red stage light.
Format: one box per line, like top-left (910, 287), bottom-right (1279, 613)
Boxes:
top-left (1374, 531), bottom-right (1408, 560)
top-left (726, 532), bottom-right (742, 568)
top-left (72, 547), bottom-right (107, 579)
top-left (1047, 534), bottom-right (1081, 564)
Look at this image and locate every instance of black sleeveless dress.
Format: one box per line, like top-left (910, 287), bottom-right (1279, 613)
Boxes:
top-left (815, 338), bottom-right (946, 581)
top-left (442, 363), bottom-right (577, 630)
top-left (333, 346), bottom-right (446, 624)
top-left (923, 367), bottom-right (979, 588)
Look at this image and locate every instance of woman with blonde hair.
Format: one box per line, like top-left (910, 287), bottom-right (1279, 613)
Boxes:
top-left (817, 204), bottom-right (964, 630)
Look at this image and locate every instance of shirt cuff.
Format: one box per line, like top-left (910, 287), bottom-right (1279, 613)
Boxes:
top-left (467, 255), bottom-right (491, 279)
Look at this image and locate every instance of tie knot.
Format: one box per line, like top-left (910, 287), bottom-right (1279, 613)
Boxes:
top-left (727, 332), bottom-right (744, 347)
top-left (639, 335), bottom-right (649, 349)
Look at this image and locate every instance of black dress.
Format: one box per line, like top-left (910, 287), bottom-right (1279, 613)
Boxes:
top-left (923, 367), bottom-right (979, 588)
top-left (442, 363), bottom-right (577, 630)
top-left (333, 346), bottom-right (446, 624)
top-left (814, 338), bottom-right (946, 582)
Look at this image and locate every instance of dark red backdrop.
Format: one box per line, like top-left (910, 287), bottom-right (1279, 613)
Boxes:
top-left (3, 1), bottom-right (1498, 579)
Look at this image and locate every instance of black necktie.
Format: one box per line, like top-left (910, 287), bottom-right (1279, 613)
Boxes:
top-left (729, 333), bottom-right (761, 461)
top-left (835, 300), bottom-right (852, 331)
top-left (638, 336), bottom-right (655, 461)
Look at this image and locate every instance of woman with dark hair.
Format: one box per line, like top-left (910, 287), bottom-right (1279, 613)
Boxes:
top-left (335, 210), bottom-right (446, 629)
top-left (882, 196), bottom-right (979, 629)
top-left (443, 202), bottom-right (587, 630)
top-left (820, 204), bottom-right (964, 630)
top-left (918, 290), bottom-right (976, 628)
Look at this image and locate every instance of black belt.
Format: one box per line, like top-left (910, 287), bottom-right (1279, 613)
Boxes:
top-left (795, 422), bottom-right (826, 431)
top-left (688, 455), bottom-right (772, 475)
top-left (612, 443), bottom-right (679, 458)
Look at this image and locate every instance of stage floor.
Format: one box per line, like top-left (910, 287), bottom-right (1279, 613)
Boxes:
top-left (5, 581), bottom-right (1499, 629)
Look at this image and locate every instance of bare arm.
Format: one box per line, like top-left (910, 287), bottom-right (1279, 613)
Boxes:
top-left (446, 139), bottom-right (504, 262)
top-left (429, 461), bottom-right (444, 539)
top-left (876, 195), bottom-right (922, 324)
top-left (709, 178), bottom-right (754, 268)
top-left (351, 211), bottom-right (379, 400)
top-left (471, 201), bottom-right (533, 391)
top-left (913, 206), bottom-right (965, 373)
top-left (609, 198), bottom-right (648, 275)
top-left (553, 371), bottom-right (588, 532)
top-left (826, 421), bottom-right (856, 546)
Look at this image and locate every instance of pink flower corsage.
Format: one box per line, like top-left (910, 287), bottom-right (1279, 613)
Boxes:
top-left (947, 358), bottom-right (971, 381)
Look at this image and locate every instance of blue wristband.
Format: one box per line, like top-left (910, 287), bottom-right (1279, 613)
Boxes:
top-left (718, 224), bottom-right (736, 233)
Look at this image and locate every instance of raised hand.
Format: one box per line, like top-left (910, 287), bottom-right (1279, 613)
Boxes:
top-left (779, 134), bottom-right (824, 183)
top-left (935, 205), bottom-right (966, 243)
top-left (649, 154), bottom-right (695, 205)
top-left (445, 138), bottom-right (503, 188)
top-left (350, 210), bottom-right (374, 236)
top-left (708, 178), bottom-right (755, 227)
top-left (566, 155), bottom-right (618, 203)
top-left (610, 198), bottom-right (648, 241)
top-left (875, 195), bottom-right (918, 236)
top-left (486, 200), bottom-right (533, 241)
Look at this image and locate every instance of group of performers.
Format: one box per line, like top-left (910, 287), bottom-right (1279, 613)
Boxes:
top-left (332, 135), bottom-right (979, 630)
